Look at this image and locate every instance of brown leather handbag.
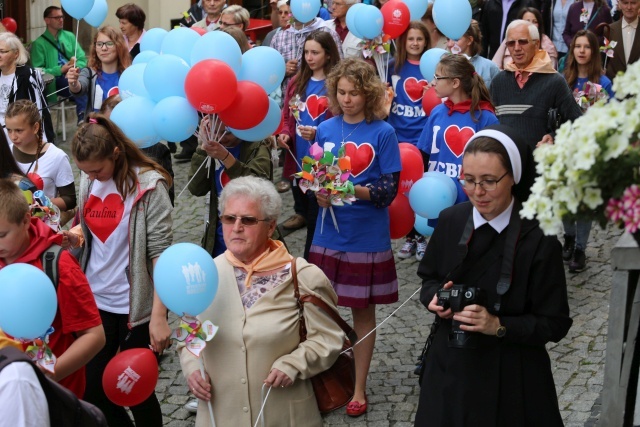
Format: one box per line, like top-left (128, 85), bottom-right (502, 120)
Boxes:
top-left (291, 258), bottom-right (357, 413)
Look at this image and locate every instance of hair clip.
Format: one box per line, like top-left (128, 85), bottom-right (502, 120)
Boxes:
top-left (88, 118), bottom-right (98, 124)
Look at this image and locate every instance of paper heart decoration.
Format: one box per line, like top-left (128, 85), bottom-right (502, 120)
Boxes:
top-left (305, 95), bottom-right (329, 121)
top-left (404, 77), bottom-right (428, 103)
top-left (443, 125), bottom-right (475, 158)
top-left (84, 193), bottom-right (125, 243)
top-left (343, 142), bottom-right (375, 178)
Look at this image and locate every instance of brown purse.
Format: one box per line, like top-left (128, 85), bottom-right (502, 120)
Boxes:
top-left (291, 257), bottom-right (357, 413)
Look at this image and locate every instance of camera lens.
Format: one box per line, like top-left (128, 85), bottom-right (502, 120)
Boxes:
top-left (464, 290), bottom-right (473, 299)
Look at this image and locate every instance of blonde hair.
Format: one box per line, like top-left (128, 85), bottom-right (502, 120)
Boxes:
top-left (0, 178), bottom-right (29, 224)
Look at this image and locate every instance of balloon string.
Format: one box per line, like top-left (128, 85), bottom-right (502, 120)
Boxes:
top-left (49, 84), bottom-right (71, 96)
top-left (74, 20), bottom-right (79, 66)
top-left (199, 356), bottom-right (216, 427)
top-left (340, 286), bottom-right (421, 355)
top-left (177, 156), bottom-right (208, 199)
top-left (255, 384), bottom-right (271, 427)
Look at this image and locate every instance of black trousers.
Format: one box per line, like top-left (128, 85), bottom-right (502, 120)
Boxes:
top-left (84, 310), bottom-right (162, 427)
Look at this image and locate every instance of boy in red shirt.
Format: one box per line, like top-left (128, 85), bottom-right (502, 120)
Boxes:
top-left (0, 179), bottom-right (105, 398)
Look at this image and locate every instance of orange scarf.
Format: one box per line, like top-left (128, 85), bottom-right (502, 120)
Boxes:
top-left (505, 50), bottom-right (556, 88)
top-left (224, 239), bottom-right (293, 289)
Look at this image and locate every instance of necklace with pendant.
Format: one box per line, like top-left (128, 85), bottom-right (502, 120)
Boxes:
top-left (341, 116), bottom-right (364, 145)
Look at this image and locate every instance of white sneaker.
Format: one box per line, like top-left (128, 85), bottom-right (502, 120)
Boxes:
top-left (416, 238), bottom-right (428, 261)
top-left (397, 238), bottom-right (416, 259)
top-left (185, 398), bottom-right (198, 414)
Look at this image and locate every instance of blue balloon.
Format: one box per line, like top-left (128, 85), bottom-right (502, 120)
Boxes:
top-left (110, 96), bottom-right (160, 149)
top-left (140, 28), bottom-right (168, 53)
top-left (0, 264), bottom-right (57, 339)
top-left (153, 243), bottom-right (219, 317)
top-left (290, 0), bottom-right (321, 23)
top-left (346, 3), bottom-right (366, 39)
top-left (152, 96), bottom-right (199, 142)
top-left (408, 175), bottom-right (456, 219)
top-left (433, 0), bottom-right (472, 40)
top-left (424, 171), bottom-right (458, 202)
top-left (239, 47), bottom-right (285, 94)
top-left (143, 54), bottom-right (190, 102)
top-left (354, 5), bottom-right (384, 40)
top-left (83, 0), bottom-right (107, 27)
top-left (229, 98), bottom-right (281, 141)
top-left (61, 0), bottom-right (95, 20)
top-left (419, 48), bottom-right (448, 81)
top-left (133, 50), bottom-right (159, 65)
top-left (401, 0), bottom-right (429, 21)
top-left (191, 31), bottom-right (243, 74)
top-left (119, 63), bottom-right (150, 100)
top-left (414, 215), bottom-right (435, 237)
top-left (161, 27), bottom-right (200, 64)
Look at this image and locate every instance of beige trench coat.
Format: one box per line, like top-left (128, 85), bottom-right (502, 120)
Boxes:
top-left (179, 256), bottom-right (345, 427)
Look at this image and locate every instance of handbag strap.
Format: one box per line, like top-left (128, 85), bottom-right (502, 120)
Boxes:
top-left (292, 257), bottom-right (358, 344)
top-left (41, 34), bottom-right (70, 62)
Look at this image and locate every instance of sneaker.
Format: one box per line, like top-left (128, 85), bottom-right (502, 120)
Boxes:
top-left (185, 398), bottom-right (198, 414)
top-left (282, 214), bottom-right (306, 230)
top-left (76, 112), bottom-right (85, 126)
top-left (569, 249), bottom-right (586, 273)
top-left (562, 235), bottom-right (575, 262)
top-left (416, 237), bottom-right (427, 261)
top-left (397, 238), bottom-right (416, 259)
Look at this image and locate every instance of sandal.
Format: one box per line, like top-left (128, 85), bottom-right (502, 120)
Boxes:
top-left (346, 397), bottom-right (367, 417)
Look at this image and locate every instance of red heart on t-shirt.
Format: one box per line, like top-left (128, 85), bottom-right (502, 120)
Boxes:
top-left (404, 77), bottom-right (428, 103)
top-left (305, 95), bottom-right (328, 121)
top-left (84, 193), bottom-right (124, 243)
top-left (107, 86), bottom-right (120, 98)
top-left (444, 125), bottom-right (475, 158)
top-left (219, 170), bottom-right (230, 188)
top-left (343, 142), bottom-right (375, 178)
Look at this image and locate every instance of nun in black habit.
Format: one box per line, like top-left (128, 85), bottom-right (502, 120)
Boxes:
top-left (415, 125), bottom-right (572, 427)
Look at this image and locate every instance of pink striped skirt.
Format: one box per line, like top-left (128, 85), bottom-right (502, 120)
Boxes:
top-left (308, 245), bottom-right (398, 308)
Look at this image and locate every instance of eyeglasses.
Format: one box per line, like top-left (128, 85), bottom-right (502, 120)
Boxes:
top-left (47, 15), bottom-right (65, 20)
top-left (95, 41), bottom-right (116, 49)
top-left (332, 2), bottom-right (347, 7)
top-left (433, 74), bottom-right (452, 81)
top-left (505, 39), bottom-right (534, 48)
top-left (219, 214), bottom-right (271, 226)
top-left (460, 171), bottom-right (509, 192)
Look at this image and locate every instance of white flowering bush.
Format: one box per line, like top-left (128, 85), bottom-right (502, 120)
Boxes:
top-left (520, 60), bottom-right (640, 235)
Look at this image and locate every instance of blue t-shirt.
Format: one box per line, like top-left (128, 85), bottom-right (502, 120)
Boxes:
top-left (295, 78), bottom-right (329, 169)
top-left (213, 144), bottom-right (242, 256)
top-left (312, 117), bottom-right (401, 252)
top-left (417, 103), bottom-right (499, 204)
top-left (387, 60), bottom-right (428, 145)
top-left (94, 71), bottom-right (120, 111)
top-left (573, 75), bottom-right (614, 99)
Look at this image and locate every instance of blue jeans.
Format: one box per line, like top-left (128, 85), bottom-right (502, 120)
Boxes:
top-left (563, 219), bottom-right (592, 251)
top-left (55, 74), bottom-right (87, 117)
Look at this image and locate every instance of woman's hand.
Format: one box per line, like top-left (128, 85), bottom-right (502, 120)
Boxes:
top-left (285, 59), bottom-right (298, 77)
top-left (297, 126), bottom-right (316, 142)
top-left (277, 133), bottom-right (291, 149)
top-left (188, 370), bottom-right (212, 401)
top-left (316, 192), bottom-right (331, 208)
top-left (60, 230), bottom-right (79, 249)
top-left (202, 139), bottom-right (230, 161)
top-left (67, 67), bottom-right (80, 93)
top-left (453, 305), bottom-right (501, 336)
top-left (264, 368), bottom-right (293, 388)
top-left (427, 280), bottom-right (454, 319)
top-left (149, 315), bottom-right (171, 354)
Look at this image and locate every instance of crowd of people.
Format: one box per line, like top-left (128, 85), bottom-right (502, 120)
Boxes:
top-left (0, 0), bottom-right (637, 425)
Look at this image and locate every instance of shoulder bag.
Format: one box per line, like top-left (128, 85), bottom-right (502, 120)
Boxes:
top-left (291, 257), bottom-right (357, 413)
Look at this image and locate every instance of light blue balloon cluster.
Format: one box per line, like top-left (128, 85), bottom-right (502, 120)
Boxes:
top-left (401, 0), bottom-right (429, 21)
top-left (408, 172), bottom-right (457, 219)
top-left (153, 243), bottom-right (219, 317)
top-left (432, 0), bottom-right (472, 40)
top-left (0, 264), bottom-right (57, 340)
top-left (228, 98), bottom-right (282, 141)
top-left (60, 0), bottom-right (95, 20)
top-left (191, 31), bottom-right (243, 74)
top-left (290, 0), bottom-right (322, 23)
top-left (84, 0), bottom-right (108, 27)
top-left (419, 48), bottom-right (448, 81)
top-left (346, 3), bottom-right (384, 40)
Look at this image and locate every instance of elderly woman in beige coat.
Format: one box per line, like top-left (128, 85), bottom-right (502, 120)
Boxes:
top-left (179, 176), bottom-right (344, 427)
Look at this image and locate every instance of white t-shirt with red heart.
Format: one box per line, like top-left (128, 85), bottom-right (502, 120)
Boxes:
top-left (84, 177), bottom-right (134, 314)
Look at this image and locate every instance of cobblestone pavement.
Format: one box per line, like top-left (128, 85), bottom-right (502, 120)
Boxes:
top-left (57, 121), bottom-right (618, 426)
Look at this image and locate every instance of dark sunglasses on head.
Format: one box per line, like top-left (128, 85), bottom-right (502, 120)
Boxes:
top-left (219, 215), bottom-right (271, 226)
top-left (505, 39), bottom-right (533, 48)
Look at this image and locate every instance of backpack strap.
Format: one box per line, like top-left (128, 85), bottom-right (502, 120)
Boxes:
top-left (42, 244), bottom-right (63, 290)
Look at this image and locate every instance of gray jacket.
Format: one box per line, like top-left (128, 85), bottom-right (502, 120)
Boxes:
top-left (79, 169), bottom-right (173, 328)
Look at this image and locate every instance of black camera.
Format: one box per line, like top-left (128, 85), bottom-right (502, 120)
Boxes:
top-left (436, 285), bottom-right (486, 349)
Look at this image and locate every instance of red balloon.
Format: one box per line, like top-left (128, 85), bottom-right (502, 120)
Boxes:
top-left (103, 349), bottom-right (158, 407)
top-left (422, 86), bottom-right (442, 116)
top-left (399, 142), bottom-right (422, 159)
top-left (190, 26), bottom-right (206, 36)
top-left (185, 59), bottom-right (238, 114)
top-left (381, 0), bottom-right (410, 39)
top-left (27, 172), bottom-right (44, 191)
top-left (218, 81), bottom-right (269, 130)
top-left (399, 148), bottom-right (424, 194)
top-left (2, 17), bottom-right (17, 33)
top-left (389, 193), bottom-right (415, 239)
top-left (274, 111), bottom-right (285, 135)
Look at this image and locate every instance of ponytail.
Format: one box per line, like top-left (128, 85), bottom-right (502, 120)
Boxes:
top-left (468, 72), bottom-right (493, 122)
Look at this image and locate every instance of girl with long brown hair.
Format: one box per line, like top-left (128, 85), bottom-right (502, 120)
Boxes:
top-left (70, 113), bottom-right (172, 427)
